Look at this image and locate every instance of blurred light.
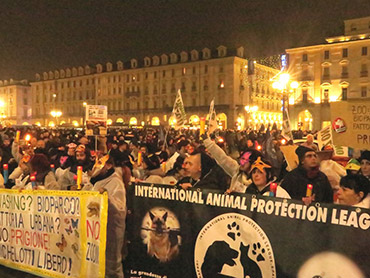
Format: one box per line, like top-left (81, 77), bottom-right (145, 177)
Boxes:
top-left (281, 139), bottom-right (287, 145)
top-left (256, 145), bottom-right (262, 151)
top-left (0, 100), bottom-right (5, 107)
top-left (83, 102), bottom-right (87, 106)
top-left (279, 73), bottom-right (290, 85)
top-left (290, 81), bottom-right (299, 89)
top-left (107, 119), bottom-right (112, 125)
top-left (24, 134), bottom-right (31, 141)
top-left (314, 97), bottom-right (321, 103)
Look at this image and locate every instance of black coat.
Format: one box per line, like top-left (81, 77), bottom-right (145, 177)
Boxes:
top-left (281, 165), bottom-right (333, 203)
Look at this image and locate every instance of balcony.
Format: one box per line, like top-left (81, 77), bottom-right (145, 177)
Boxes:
top-left (126, 91), bottom-right (140, 98)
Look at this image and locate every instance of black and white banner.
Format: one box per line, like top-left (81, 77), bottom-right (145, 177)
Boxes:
top-left (124, 183), bottom-right (370, 278)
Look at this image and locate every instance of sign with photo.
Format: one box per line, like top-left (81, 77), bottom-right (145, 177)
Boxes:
top-left (85, 105), bottom-right (108, 136)
top-left (125, 183), bottom-right (370, 278)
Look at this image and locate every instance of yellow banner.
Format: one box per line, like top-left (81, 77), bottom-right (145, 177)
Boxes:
top-left (0, 189), bottom-right (108, 278)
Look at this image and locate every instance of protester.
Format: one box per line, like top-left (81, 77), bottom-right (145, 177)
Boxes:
top-left (337, 174), bottom-right (370, 208)
top-left (203, 134), bottom-right (261, 193)
top-left (246, 159), bottom-right (289, 198)
top-left (301, 134), bottom-right (318, 151)
top-left (359, 150), bottom-right (370, 181)
top-left (281, 146), bottom-right (333, 203)
top-left (87, 155), bottom-right (126, 278)
top-left (177, 151), bottom-right (229, 191)
top-left (29, 153), bottom-right (60, 190)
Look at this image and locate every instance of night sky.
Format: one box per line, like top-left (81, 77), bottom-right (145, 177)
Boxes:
top-left (1, 0), bottom-right (370, 81)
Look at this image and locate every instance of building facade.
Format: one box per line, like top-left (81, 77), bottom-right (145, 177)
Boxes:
top-left (31, 46), bottom-right (281, 129)
top-left (286, 16), bottom-right (370, 131)
top-left (0, 79), bottom-right (32, 125)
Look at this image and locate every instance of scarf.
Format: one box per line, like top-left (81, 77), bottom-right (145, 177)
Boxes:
top-left (90, 168), bottom-right (115, 185)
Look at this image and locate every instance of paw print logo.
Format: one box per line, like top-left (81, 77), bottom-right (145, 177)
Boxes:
top-left (252, 242), bottom-right (265, 262)
top-left (227, 222), bottom-right (240, 241)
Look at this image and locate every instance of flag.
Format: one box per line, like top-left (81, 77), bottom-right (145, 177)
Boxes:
top-left (207, 98), bottom-right (218, 134)
top-left (172, 90), bottom-right (187, 129)
top-left (282, 108), bottom-right (293, 141)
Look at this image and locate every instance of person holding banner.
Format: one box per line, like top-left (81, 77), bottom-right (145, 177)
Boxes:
top-left (359, 151), bottom-right (370, 181)
top-left (88, 155), bottom-right (126, 278)
top-left (281, 146), bottom-right (333, 204)
top-left (246, 157), bottom-right (290, 198)
top-left (337, 174), bottom-right (370, 208)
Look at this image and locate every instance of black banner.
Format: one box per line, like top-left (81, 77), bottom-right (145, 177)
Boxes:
top-left (124, 183), bottom-right (370, 278)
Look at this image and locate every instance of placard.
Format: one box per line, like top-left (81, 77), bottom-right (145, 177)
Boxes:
top-left (0, 189), bottom-right (108, 278)
top-left (331, 101), bottom-right (370, 149)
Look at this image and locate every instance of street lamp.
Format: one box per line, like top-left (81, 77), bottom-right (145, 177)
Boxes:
top-left (50, 110), bottom-right (62, 126)
top-left (271, 73), bottom-right (297, 120)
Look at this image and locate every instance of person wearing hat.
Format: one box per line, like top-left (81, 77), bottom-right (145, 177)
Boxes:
top-left (345, 158), bottom-right (361, 175)
top-left (359, 150), bottom-right (370, 181)
top-left (246, 157), bottom-right (290, 198)
top-left (85, 155), bottom-right (126, 278)
top-left (202, 134), bottom-right (261, 193)
top-left (281, 146), bottom-right (333, 203)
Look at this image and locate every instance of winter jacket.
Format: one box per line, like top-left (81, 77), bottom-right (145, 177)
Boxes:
top-left (281, 165), bottom-right (333, 203)
top-left (204, 138), bottom-right (251, 193)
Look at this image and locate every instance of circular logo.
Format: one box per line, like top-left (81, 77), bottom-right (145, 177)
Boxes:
top-left (141, 207), bottom-right (181, 263)
top-left (194, 213), bottom-right (276, 278)
top-left (332, 118), bottom-right (347, 133)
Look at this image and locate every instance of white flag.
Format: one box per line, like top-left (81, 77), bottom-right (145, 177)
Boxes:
top-left (207, 98), bottom-right (218, 135)
top-left (282, 108), bottom-right (293, 141)
top-left (172, 90), bottom-right (187, 129)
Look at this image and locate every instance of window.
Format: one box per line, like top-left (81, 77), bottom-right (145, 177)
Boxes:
top-left (154, 101), bottom-right (157, 109)
top-left (302, 89), bottom-right (308, 103)
top-left (144, 86), bottom-right (148, 95)
top-left (302, 54), bottom-right (308, 62)
top-left (204, 65), bottom-right (208, 73)
top-left (137, 102), bottom-right (140, 110)
top-left (171, 83), bottom-right (176, 93)
top-left (163, 70), bottom-right (166, 77)
top-left (24, 98), bottom-right (28, 105)
top-left (192, 99), bottom-right (196, 106)
top-left (154, 72), bottom-right (157, 79)
top-left (362, 47), bottom-right (368, 56)
top-left (342, 66), bottom-right (348, 78)
top-left (323, 67), bottom-right (330, 78)
top-left (324, 89), bottom-right (329, 102)
top-left (324, 50), bottom-right (329, 60)
top-left (181, 82), bottom-right (186, 92)
top-left (342, 88), bottom-right (347, 100)
top-left (145, 72), bottom-right (148, 79)
top-left (144, 101), bottom-right (148, 109)
top-left (153, 85), bottom-right (158, 95)
top-left (172, 69), bottom-right (175, 77)
top-left (342, 48), bottom-right (348, 58)
top-left (193, 67), bottom-right (196, 74)
top-left (361, 64), bottom-right (368, 77)
top-left (192, 81), bottom-right (196, 91)
top-left (162, 100), bottom-right (166, 108)
top-left (219, 66), bottom-right (224, 73)
top-left (361, 86), bottom-right (367, 97)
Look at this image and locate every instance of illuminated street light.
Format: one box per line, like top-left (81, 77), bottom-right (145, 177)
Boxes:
top-left (50, 110), bottom-right (62, 126)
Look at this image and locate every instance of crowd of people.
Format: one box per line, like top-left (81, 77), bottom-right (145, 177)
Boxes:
top-left (0, 125), bottom-right (369, 278)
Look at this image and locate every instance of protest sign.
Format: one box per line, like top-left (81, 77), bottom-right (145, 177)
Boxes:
top-left (279, 145), bottom-right (298, 171)
top-left (0, 189), bottom-right (108, 278)
top-left (331, 101), bottom-right (370, 149)
top-left (125, 183), bottom-right (370, 278)
top-left (85, 105), bottom-right (108, 136)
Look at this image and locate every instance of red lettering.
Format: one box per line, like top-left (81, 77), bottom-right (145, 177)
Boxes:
top-left (86, 220), bottom-right (100, 240)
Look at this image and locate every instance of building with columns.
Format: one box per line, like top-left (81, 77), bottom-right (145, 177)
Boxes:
top-left (31, 45), bottom-right (281, 129)
top-left (286, 16), bottom-right (370, 131)
top-left (0, 79), bottom-right (32, 125)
